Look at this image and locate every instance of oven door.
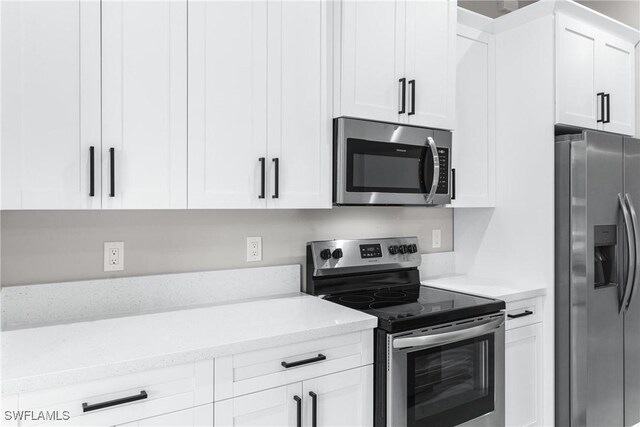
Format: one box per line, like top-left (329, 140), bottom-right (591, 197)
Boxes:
top-left (334, 118), bottom-right (451, 206)
top-left (387, 314), bottom-right (505, 427)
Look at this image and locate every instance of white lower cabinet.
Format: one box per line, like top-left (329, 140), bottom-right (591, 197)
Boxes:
top-left (118, 404), bottom-right (213, 427)
top-left (214, 383), bottom-right (301, 427)
top-left (214, 330), bottom-right (374, 427)
top-left (301, 366), bottom-right (373, 427)
top-left (13, 361), bottom-right (214, 427)
top-left (214, 366), bottom-right (373, 427)
top-left (505, 297), bottom-right (543, 427)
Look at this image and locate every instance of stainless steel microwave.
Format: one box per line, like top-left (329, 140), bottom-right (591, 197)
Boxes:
top-left (333, 117), bottom-right (453, 206)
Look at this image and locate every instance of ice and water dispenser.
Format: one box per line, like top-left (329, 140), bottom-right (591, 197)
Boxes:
top-left (594, 225), bottom-right (618, 288)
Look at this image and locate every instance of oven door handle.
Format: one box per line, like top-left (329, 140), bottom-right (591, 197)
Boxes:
top-left (424, 136), bottom-right (439, 205)
top-left (392, 317), bottom-right (504, 349)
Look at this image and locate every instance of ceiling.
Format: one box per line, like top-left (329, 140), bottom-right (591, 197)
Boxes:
top-left (458, 0), bottom-right (640, 30)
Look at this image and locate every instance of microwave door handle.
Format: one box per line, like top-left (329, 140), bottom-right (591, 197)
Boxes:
top-left (393, 317), bottom-right (504, 349)
top-left (624, 193), bottom-right (639, 311)
top-left (425, 137), bottom-right (439, 204)
top-left (619, 193), bottom-right (636, 314)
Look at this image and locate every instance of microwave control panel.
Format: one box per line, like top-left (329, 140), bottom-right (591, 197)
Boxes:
top-left (436, 148), bottom-right (449, 194)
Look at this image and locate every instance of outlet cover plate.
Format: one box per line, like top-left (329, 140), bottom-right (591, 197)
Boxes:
top-left (432, 229), bottom-right (442, 249)
top-left (104, 241), bottom-right (124, 272)
top-left (247, 236), bottom-right (262, 262)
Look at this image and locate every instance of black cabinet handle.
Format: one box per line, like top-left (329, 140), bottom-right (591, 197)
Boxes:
top-left (82, 390), bottom-right (147, 413)
top-left (309, 391), bottom-right (318, 427)
top-left (89, 146), bottom-right (95, 197)
top-left (259, 157), bottom-right (265, 199)
top-left (109, 147), bottom-right (115, 197)
top-left (604, 93), bottom-right (610, 124)
top-left (451, 168), bottom-right (456, 200)
top-left (408, 79), bottom-right (416, 116)
top-left (272, 158), bottom-right (279, 199)
top-left (597, 92), bottom-right (605, 123)
top-left (507, 310), bottom-right (533, 319)
top-left (281, 354), bottom-right (326, 369)
top-left (398, 78), bottom-right (406, 114)
top-left (294, 395), bottom-right (302, 427)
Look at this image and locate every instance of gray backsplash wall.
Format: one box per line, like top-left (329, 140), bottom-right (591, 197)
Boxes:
top-left (0, 208), bottom-right (452, 286)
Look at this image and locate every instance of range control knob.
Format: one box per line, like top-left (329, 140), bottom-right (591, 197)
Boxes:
top-left (320, 249), bottom-right (332, 260)
top-left (332, 248), bottom-right (344, 259)
top-left (388, 245), bottom-right (398, 255)
top-left (407, 244), bottom-right (417, 254)
top-left (411, 244), bottom-right (418, 253)
top-left (398, 245), bottom-right (407, 254)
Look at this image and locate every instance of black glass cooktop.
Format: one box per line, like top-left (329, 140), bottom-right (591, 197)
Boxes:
top-left (323, 284), bottom-right (505, 333)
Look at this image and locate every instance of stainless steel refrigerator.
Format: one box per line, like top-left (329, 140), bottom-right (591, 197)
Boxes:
top-left (556, 129), bottom-right (640, 426)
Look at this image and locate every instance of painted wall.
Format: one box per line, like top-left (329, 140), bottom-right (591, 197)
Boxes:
top-left (0, 208), bottom-right (453, 286)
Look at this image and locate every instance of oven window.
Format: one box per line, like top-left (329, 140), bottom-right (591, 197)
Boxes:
top-left (346, 138), bottom-right (432, 193)
top-left (407, 334), bottom-right (495, 427)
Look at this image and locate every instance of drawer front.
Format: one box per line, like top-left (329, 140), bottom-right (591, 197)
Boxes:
top-left (16, 360), bottom-right (213, 427)
top-left (505, 297), bottom-right (542, 330)
top-left (215, 330), bottom-right (373, 401)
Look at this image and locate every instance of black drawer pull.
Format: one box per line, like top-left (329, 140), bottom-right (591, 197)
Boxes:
top-left (507, 310), bottom-right (533, 319)
top-left (281, 354), bottom-right (326, 369)
top-left (272, 158), bottom-right (279, 199)
top-left (109, 147), bottom-right (115, 197)
top-left (294, 395), bottom-right (302, 427)
top-left (309, 391), bottom-right (318, 427)
top-left (89, 146), bottom-right (95, 197)
top-left (82, 390), bottom-right (147, 413)
top-left (258, 157), bottom-right (266, 199)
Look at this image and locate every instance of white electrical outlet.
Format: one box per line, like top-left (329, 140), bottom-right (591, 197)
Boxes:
top-left (247, 236), bottom-right (262, 262)
top-left (432, 229), bottom-right (442, 249)
top-left (104, 241), bottom-right (124, 272)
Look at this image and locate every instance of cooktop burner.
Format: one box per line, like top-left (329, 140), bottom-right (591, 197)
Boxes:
top-left (323, 284), bottom-right (504, 332)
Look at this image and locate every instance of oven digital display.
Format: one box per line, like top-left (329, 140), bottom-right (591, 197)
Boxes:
top-left (360, 244), bottom-right (382, 259)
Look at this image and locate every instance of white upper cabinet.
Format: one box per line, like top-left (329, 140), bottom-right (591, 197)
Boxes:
top-left (556, 13), bottom-right (636, 136)
top-left (338, 0), bottom-right (405, 123)
top-left (1, 0), bottom-right (100, 210)
top-left (598, 33), bottom-right (636, 135)
top-left (451, 23), bottom-right (495, 208)
top-left (337, 0), bottom-right (455, 130)
top-left (405, 0), bottom-right (456, 129)
top-left (188, 0), bottom-right (331, 209)
top-left (188, 1), bottom-right (268, 209)
top-left (266, 0), bottom-right (332, 209)
top-left (102, 0), bottom-right (188, 209)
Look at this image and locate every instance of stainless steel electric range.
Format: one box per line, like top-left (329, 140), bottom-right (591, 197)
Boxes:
top-left (305, 237), bottom-right (506, 427)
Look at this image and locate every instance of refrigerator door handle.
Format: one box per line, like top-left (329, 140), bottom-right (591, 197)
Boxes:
top-left (624, 193), bottom-right (639, 311)
top-left (619, 193), bottom-right (636, 314)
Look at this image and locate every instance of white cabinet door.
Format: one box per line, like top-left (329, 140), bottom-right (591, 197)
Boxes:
top-left (450, 25), bottom-right (495, 208)
top-left (405, 0), bottom-right (455, 130)
top-left (302, 366), bottom-right (373, 427)
top-left (214, 383), bottom-right (302, 427)
top-left (338, 0), bottom-right (406, 123)
top-left (118, 404), bottom-right (213, 427)
top-left (266, 0), bottom-right (331, 209)
top-left (101, 0), bottom-right (187, 209)
top-left (556, 14), bottom-right (599, 130)
top-left (505, 323), bottom-right (543, 427)
top-left (598, 33), bottom-right (636, 136)
top-left (188, 1), bottom-right (268, 209)
top-left (1, 0), bottom-right (100, 210)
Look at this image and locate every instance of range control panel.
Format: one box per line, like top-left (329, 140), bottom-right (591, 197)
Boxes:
top-left (308, 237), bottom-right (421, 276)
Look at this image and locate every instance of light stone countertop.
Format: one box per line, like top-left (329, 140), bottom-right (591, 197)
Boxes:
top-left (1, 293), bottom-right (377, 395)
top-left (422, 274), bottom-right (546, 303)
